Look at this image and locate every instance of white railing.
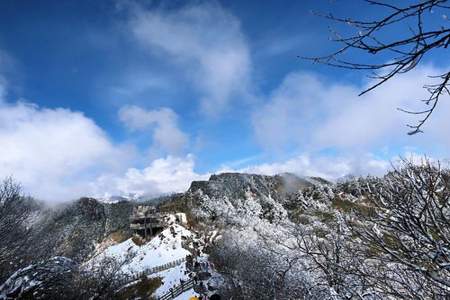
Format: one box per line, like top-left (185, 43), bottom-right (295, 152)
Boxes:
top-left (117, 257), bottom-right (187, 287)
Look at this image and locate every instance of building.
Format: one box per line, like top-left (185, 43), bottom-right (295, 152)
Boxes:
top-left (130, 205), bottom-right (167, 240)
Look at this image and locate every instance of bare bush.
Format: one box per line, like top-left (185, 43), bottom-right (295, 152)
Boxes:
top-left (74, 251), bottom-right (135, 299)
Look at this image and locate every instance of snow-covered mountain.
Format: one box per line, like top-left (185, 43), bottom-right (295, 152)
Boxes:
top-left (0, 172), bottom-right (336, 298)
top-left (1, 166), bottom-right (448, 299)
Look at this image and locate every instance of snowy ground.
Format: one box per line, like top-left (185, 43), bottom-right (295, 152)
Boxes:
top-left (152, 263), bottom-right (190, 297)
top-left (88, 223), bottom-right (199, 298)
top-left (89, 224), bottom-right (193, 274)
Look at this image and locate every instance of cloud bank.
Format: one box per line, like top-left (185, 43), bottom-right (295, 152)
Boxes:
top-left (0, 99), bottom-right (431, 202)
top-left (0, 102), bottom-right (133, 201)
top-left (0, 100), bottom-right (199, 201)
top-left (252, 66), bottom-right (450, 153)
top-left (92, 155), bottom-right (208, 199)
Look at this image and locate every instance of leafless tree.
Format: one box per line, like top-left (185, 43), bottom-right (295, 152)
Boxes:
top-left (347, 159), bottom-right (450, 298)
top-left (210, 229), bottom-right (331, 300)
top-left (0, 177), bottom-right (32, 282)
top-left (74, 251), bottom-right (135, 299)
top-left (274, 160), bottom-right (450, 299)
top-left (306, 0), bottom-right (450, 134)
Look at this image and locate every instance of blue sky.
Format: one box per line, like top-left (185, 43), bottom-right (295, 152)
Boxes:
top-left (0, 0), bottom-right (448, 201)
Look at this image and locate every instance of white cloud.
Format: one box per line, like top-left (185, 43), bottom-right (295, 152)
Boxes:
top-left (219, 153), bottom-right (392, 180)
top-left (0, 100), bottom-right (199, 202)
top-left (220, 151), bottom-right (446, 181)
top-left (0, 55), bottom-right (193, 202)
top-left (1, 13), bottom-right (447, 204)
top-left (252, 73), bottom-right (328, 151)
top-left (0, 102), bottom-right (135, 201)
top-left (93, 155), bottom-right (208, 198)
top-left (0, 98), bottom-right (433, 201)
top-left (252, 66), bottom-right (450, 154)
top-left (119, 105), bottom-right (188, 155)
top-left (0, 65), bottom-right (197, 202)
top-left (128, 2), bottom-right (251, 115)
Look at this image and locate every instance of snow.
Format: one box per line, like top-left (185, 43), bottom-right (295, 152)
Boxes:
top-left (152, 264), bottom-right (191, 296)
top-left (0, 257), bottom-right (75, 300)
top-left (0, 265), bottom-right (37, 300)
top-left (90, 224), bottom-right (193, 274)
top-left (175, 212), bottom-right (188, 224)
top-left (87, 223), bottom-right (200, 298)
top-left (87, 222), bottom-right (221, 299)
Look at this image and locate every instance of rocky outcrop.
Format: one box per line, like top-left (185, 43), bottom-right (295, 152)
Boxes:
top-left (186, 172), bottom-right (328, 209)
top-left (26, 198), bottom-right (134, 263)
top-left (0, 257), bottom-right (76, 300)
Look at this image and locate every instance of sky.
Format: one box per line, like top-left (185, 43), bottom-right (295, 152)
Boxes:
top-left (0, 0), bottom-right (448, 202)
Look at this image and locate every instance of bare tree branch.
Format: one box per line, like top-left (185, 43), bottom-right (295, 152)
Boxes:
top-left (304, 0), bottom-right (450, 134)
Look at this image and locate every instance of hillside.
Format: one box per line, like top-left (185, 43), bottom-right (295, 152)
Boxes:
top-left (1, 164), bottom-right (449, 299)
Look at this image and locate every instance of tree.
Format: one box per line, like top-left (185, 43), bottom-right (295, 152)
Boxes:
top-left (74, 251), bottom-right (135, 299)
top-left (209, 230), bottom-right (323, 300)
top-left (306, 0), bottom-right (450, 134)
top-left (346, 159), bottom-right (450, 298)
top-left (0, 177), bottom-right (33, 282)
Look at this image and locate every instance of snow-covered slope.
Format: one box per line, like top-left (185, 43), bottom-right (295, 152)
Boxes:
top-left (0, 257), bottom-right (76, 300)
top-left (89, 223), bottom-right (199, 298)
top-left (1, 171), bottom-right (331, 299)
top-left (90, 224), bottom-right (192, 274)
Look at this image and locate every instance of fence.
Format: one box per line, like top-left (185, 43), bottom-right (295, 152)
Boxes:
top-left (157, 278), bottom-right (195, 300)
top-left (117, 257), bottom-right (186, 286)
